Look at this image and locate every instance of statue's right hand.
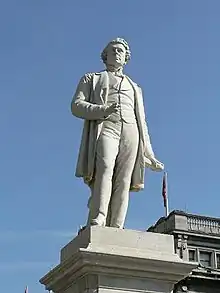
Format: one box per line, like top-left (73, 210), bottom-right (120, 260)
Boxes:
top-left (104, 103), bottom-right (120, 116)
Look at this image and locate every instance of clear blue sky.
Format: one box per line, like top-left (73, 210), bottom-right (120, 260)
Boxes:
top-left (1, 0), bottom-right (220, 292)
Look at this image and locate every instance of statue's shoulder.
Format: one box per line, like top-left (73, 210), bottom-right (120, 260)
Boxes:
top-left (80, 72), bottom-right (95, 83)
top-left (80, 70), bottom-right (105, 83)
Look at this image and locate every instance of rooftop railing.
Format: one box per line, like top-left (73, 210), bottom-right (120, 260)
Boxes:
top-left (187, 215), bottom-right (220, 235)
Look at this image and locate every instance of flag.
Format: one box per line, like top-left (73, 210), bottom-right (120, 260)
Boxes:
top-left (162, 172), bottom-right (167, 208)
top-left (24, 286), bottom-right (28, 293)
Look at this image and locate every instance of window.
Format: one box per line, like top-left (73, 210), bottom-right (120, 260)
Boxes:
top-left (199, 251), bottom-right (212, 267)
top-left (189, 250), bottom-right (196, 262)
top-left (217, 254), bottom-right (220, 269)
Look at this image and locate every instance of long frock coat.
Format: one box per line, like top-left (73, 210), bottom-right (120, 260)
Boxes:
top-left (71, 70), bottom-right (155, 191)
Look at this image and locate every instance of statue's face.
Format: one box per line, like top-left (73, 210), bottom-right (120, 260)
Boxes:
top-left (106, 43), bottom-right (126, 68)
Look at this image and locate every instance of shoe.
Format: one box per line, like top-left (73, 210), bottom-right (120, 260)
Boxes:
top-left (90, 213), bottom-right (105, 226)
top-left (90, 219), bottom-right (102, 226)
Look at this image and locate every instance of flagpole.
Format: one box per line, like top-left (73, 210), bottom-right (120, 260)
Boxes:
top-left (162, 172), bottom-right (169, 217)
top-left (165, 172), bottom-right (169, 217)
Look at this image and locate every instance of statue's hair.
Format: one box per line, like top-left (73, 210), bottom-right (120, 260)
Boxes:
top-left (101, 38), bottom-right (131, 65)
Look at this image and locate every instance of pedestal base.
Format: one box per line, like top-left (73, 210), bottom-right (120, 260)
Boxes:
top-left (40, 226), bottom-right (197, 293)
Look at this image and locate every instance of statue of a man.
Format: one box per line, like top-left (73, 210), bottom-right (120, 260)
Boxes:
top-left (71, 38), bottom-right (164, 229)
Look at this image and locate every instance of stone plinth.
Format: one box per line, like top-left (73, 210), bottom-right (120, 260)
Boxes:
top-left (40, 226), bottom-right (197, 293)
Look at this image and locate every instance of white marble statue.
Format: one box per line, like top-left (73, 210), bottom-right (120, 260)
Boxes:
top-left (71, 38), bottom-right (164, 229)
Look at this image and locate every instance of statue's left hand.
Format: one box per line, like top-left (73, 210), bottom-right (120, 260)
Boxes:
top-left (145, 157), bottom-right (164, 171)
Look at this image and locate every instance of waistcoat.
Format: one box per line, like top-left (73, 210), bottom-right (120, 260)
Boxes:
top-left (106, 73), bottom-right (137, 124)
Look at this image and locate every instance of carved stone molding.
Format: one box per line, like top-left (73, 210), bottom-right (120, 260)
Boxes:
top-left (176, 234), bottom-right (188, 260)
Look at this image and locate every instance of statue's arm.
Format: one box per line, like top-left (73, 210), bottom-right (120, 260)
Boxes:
top-left (143, 118), bottom-right (155, 158)
top-left (71, 73), bottom-right (106, 120)
top-left (138, 89), bottom-right (154, 158)
top-left (140, 88), bottom-right (164, 170)
top-left (144, 116), bottom-right (164, 171)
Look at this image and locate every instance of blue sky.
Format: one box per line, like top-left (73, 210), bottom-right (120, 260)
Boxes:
top-left (1, 0), bottom-right (220, 292)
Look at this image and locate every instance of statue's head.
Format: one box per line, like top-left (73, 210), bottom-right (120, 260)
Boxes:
top-left (101, 38), bottom-right (131, 68)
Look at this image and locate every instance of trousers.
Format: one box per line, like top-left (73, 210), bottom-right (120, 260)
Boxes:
top-left (87, 120), bottom-right (139, 228)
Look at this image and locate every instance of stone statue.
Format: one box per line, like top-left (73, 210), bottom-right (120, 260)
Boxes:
top-left (71, 38), bottom-right (164, 229)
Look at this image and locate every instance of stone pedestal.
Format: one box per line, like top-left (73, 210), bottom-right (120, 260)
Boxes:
top-left (40, 226), bottom-right (197, 293)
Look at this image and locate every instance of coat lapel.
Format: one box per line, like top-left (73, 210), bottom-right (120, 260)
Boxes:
top-left (125, 75), bottom-right (141, 97)
top-left (126, 75), bottom-right (146, 147)
top-left (93, 71), bottom-right (109, 104)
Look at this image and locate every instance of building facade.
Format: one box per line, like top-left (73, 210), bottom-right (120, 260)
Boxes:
top-left (147, 210), bottom-right (220, 293)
